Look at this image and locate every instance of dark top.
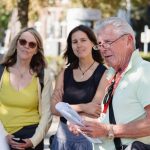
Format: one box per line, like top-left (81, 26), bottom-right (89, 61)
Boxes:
top-left (60, 64), bottom-right (106, 123)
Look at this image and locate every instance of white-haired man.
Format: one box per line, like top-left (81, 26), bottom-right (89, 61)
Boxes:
top-left (79, 17), bottom-right (150, 150)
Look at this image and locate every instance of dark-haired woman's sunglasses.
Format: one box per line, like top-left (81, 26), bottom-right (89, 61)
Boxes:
top-left (18, 39), bottom-right (37, 49)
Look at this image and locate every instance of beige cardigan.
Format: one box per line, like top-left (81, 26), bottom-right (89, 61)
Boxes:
top-left (0, 68), bottom-right (53, 147)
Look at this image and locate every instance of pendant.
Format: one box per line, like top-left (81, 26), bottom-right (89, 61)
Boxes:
top-left (80, 75), bottom-right (84, 79)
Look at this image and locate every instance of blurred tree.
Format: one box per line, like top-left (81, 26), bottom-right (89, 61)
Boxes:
top-left (131, 0), bottom-right (150, 50)
top-left (17, 0), bottom-right (29, 28)
top-left (0, 0), bottom-right (51, 44)
top-left (0, 0), bottom-right (13, 45)
top-left (29, 0), bottom-right (50, 21)
top-left (0, 0), bottom-right (149, 44)
top-left (71, 0), bottom-right (148, 17)
top-left (71, 0), bottom-right (122, 17)
top-left (0, 0), bottom-right (51, 28)
top-left (71, 0), bottom-right (150, 50)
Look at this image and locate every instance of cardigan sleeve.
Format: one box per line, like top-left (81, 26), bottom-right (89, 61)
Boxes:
top-left (30, 68), bottom-right (53, 147)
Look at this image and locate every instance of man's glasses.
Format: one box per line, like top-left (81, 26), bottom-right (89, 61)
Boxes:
top-left (93, 34), bottom-right (128, 50)
top-left (18, 39), bottom-right (37, 49)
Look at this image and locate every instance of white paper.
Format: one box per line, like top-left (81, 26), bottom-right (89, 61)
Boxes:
top-left (55, 102), bottom-right (102, 143)
top-left (0, 122), bottom-right (9, 150)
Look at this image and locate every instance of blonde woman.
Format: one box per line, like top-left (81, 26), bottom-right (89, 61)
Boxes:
top-left (0, 27), bottom-right (53, 150)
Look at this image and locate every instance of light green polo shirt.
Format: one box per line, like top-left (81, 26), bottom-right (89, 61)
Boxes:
top-left (94, 50), bottom-right (150, 150)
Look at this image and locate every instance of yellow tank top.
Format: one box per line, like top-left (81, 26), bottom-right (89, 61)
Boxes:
top-left (0, 69), bottom-right (40, 134)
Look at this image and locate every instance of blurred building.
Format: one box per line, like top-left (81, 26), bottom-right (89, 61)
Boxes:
top-left (2, 0), bottom-right (101, 57)
top-left (37, 7), bottom-right (101, 57)
top-left (67, 8), bottom-right (101, 34)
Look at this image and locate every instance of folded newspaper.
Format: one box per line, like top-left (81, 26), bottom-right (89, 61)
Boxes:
top-left (55, 102), bottom-right (102, 143)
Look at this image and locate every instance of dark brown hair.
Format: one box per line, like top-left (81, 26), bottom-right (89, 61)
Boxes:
top-left (63, 25), bottom-right (103, 68)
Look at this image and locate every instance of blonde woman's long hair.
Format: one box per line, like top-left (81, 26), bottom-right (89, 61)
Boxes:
top-left (1, 27), bottom-right (47, 76)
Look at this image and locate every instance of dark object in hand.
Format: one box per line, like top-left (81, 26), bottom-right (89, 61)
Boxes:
top-left (12, 138), bottom-right (26, 143)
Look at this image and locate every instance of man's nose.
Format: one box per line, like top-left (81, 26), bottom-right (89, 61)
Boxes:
top-left (99, 45), bottom-right (105, 52)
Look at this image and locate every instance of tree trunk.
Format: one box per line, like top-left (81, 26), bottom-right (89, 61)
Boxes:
top-left (17, 0), bottom-right (29, 28)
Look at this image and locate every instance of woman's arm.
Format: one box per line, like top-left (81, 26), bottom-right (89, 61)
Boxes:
top-left (71, 71), bottom-right (108, 118)
top-left (51, 69), bottom-right (108, 118)
top-left (50, 69), bottom-right (64, 116)
top-left (92, 70), bottom-right (108, 103)
top-left (30, 68), bottom-right (53, 147)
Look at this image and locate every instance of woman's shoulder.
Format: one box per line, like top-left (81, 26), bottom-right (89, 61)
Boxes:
top-left (97, 63), bottom-right (107, 70)
top-left (94, 63), bottom-right (107, 75)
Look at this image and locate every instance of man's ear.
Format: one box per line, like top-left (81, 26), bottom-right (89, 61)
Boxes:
top-left (127, 34), bottom-right (133, 45)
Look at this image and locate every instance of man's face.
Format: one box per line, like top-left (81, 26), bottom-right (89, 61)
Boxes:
top-left (97, 26), bottom-right (133, 71)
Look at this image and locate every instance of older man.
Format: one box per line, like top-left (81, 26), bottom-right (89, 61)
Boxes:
top-left (80, 17), bottom-right (150, 150)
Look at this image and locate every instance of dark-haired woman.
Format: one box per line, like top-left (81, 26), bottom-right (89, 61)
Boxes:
top-left (51, 25), bottom-right (108, 150)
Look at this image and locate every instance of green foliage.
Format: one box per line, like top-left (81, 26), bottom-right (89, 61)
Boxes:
top-left (71, 0), bottom-right (149, 17)
top-left (132, 0), bottom-right (148, 7)
top-left (29, 0), bottom-right (50, 21)
top-left (17, 0), bottom-right (29, 28)
top-left (140, 51), bottom-right (150, 62)
top-left (0, 5), bottom-right (10, 28)
top-left (0, 4), bottom-right (11, 44)
top-left (71, 0), bottom-right (100, 8)
top-left (71, 0), bottom-right (122, 17)
top-left (131, 1), bottom-right (150, 49)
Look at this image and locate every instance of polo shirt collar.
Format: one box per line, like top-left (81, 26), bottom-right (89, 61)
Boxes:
top-left (124, 49), bottom-right (142, 74)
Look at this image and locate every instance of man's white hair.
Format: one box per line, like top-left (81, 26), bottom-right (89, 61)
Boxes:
top-left (95, 17), bottom-right (136, 47)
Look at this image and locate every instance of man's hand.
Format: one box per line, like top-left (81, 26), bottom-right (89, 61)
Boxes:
top-left (79, 120), bottom-right (108, 138)
top-left (67, 122), bottom-right (81, 136)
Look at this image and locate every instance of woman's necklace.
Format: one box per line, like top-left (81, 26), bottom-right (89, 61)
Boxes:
top-left (78, 61), bottom-right (95, 79)
top-left (16, 66), bottom-right (29, 79)
top-left (18, 70), bottom-right (26, 78)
